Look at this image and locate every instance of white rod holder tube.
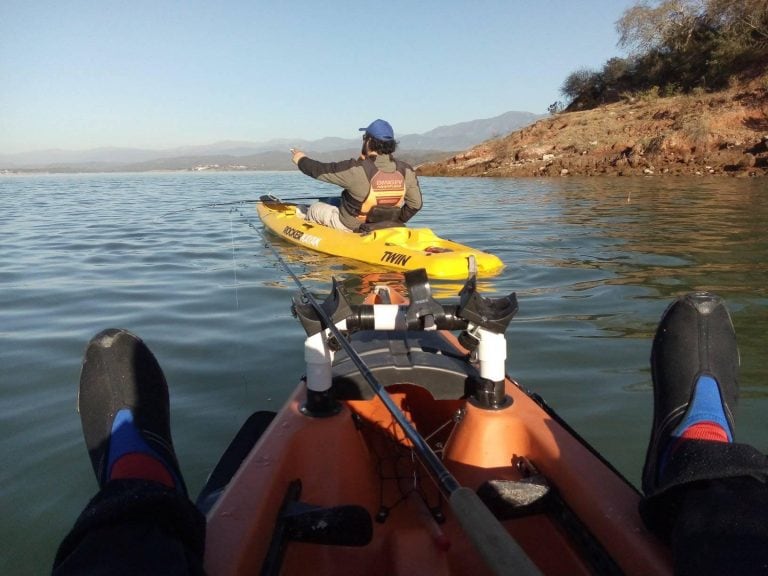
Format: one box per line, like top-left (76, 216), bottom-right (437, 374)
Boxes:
top-left (476, 328), bottom-right (507, 383)
top-left (304, 330), bottom-right (334, 392)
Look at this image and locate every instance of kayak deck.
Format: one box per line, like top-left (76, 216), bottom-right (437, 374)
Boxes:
top-left (202, 272), bottom-right (671, 575)
top-left (256, 199), bottom-right (504, 279)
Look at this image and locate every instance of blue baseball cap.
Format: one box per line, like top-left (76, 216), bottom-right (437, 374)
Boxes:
top-left (359, 119), bottom-right (394, 141)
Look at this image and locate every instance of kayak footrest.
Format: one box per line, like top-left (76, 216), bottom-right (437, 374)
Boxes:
top-left (476, 475), bottom-right (551, 519)
top-left (282, 500), bottom-right (373, 546)
top-left (275, 479), bottom-right (373, 547)
top-left (261, 479), bottom-right (374, 575)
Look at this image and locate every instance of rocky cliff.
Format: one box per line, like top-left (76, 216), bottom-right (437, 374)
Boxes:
top-left (418, 76), bottom-right (768, 178)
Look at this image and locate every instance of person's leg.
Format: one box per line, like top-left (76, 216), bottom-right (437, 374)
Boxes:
top-left (54, 480), bottom-right (205, 576)
top-left (645, 464), bottom-right (768, 575)
top-left (53, 329), bottom-right (205, 576)
top-left (640, 293), bottom-right (768, 574)
top-left (306, 202), bottom-right (353, 231)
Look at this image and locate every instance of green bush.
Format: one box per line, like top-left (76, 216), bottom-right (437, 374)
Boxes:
top-left (560, 0), bottom-right (768, 109)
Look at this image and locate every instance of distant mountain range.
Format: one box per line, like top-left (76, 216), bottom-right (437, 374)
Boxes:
top-left (0, 111), bottom-right (543, 172)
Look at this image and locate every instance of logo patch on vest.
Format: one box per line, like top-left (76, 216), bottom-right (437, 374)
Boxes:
top-left (370, 170), bottom-right (405, 192)
top-left (358, 168), bottom-right (407, 221)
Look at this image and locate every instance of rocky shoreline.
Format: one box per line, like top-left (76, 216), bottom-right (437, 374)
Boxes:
top-left (418, 77), bottom-right (768, 178)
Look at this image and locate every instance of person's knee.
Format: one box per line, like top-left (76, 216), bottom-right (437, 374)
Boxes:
top-left (306, 203), bottom-right (333, 224)
top-left (307, 203), bottom-right (351, 231)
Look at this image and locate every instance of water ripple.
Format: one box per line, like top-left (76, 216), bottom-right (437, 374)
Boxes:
top-left (1, 172), bottom-right (767, 574)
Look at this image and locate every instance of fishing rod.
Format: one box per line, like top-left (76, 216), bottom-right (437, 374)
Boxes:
top-left (233, 205), bottom-right (541, 576)
top-left (155, 195), bottom-right (333, 221)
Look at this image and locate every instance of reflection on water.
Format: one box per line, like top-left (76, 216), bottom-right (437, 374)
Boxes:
top-left (556, 179), bottom-right (768, 299)
top-left (342, 272), bottom-right (411, 302)
top-left (261, 237), bottom-right (497, 299)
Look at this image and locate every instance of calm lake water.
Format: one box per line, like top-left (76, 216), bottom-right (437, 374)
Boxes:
top-left (2, 171), bottom-right (767, 574)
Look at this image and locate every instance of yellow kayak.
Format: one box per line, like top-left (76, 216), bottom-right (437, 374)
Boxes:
top-left (255, 197), bottom-right (504, 279)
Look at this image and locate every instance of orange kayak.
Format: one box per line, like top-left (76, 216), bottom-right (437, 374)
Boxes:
top-left (201, 271), bottom-right (672, 575)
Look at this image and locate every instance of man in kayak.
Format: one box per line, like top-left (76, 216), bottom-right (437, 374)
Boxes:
top-left (639, 292), bottom-right (768, 574)
top-left (290, 119), bottom-right (423, 232)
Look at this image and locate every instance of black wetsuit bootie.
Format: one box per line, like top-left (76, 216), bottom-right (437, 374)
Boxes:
top-left (78, 328), bottom-right (187, 494)
top-left (641, 292), bottom-right (739, 497)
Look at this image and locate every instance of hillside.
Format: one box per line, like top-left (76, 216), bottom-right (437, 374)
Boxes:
top-left (418, 76), bottom-right (768, 178)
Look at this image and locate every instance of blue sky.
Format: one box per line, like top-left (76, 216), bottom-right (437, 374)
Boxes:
top-left (1, 0), bottom-right (637, 154)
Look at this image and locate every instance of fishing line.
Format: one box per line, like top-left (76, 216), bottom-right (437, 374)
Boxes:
top-left (228, 207), bottom-right (255, 423)
top-left (229, 209), bottom-right (239, 310)
top-left (154, 199), bottom-right (263, 221)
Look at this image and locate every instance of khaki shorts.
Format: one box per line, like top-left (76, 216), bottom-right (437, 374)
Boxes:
top-left (306, 202), bottom-right (354, 232)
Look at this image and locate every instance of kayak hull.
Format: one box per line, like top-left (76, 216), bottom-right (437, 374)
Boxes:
top-left (256, 200), bottom-right (504, 279)
top-left (204, 328), bottom-right (671, 575)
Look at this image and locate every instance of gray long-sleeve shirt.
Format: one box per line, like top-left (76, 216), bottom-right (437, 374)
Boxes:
top-left (297, 154), bottom-right (423, 230)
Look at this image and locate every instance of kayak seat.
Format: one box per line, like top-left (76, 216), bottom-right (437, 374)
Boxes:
top-left (331, 331), bottom-right (478, 400)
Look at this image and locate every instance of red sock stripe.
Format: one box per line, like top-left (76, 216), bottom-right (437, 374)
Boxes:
top-left (110, 453), bottom-right (175, 489)
top-left (679, 421), bottom-right (730, 443)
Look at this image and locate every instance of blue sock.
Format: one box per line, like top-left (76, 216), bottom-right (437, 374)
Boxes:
top-left (659, 375), bottom-right (732, 477)
top-left (670, 375), bottom-right (732, 441)
top-left (107, 409), bottom-right (179, 489)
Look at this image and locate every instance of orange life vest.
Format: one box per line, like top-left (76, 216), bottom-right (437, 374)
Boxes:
top-left (356, 169), bottom-right (406, 222)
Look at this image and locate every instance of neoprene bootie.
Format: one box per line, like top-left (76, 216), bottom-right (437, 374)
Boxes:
top-left (641, 292), bottom-right (739, 496)
top-left (78, 328), bottom-right (187, 493)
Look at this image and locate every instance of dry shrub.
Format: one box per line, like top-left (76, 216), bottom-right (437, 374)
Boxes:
top-left (683, 114), bottom-right (712, 153)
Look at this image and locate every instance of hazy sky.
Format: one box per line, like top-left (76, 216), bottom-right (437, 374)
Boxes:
top-left (1, 0), bottom-right (636, 154)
